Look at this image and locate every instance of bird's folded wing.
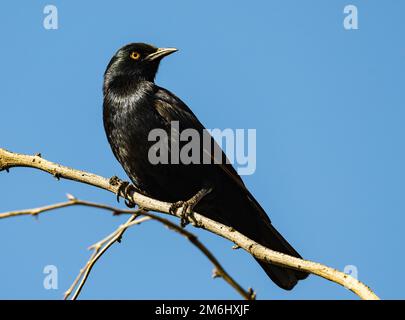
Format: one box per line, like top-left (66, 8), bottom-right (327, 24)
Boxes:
top-left (153, 86), bottom-right (272, 224)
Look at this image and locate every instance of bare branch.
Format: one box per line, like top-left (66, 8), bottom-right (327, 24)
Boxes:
top-left (70, 213), bottom-right (142, 300)
top-left (134, 209), bottom-right (255, 300)
top-left (64, 213), bottom-right (151, 300)
top-left (0, 148), bottom-right (380, 300)
top-left (0, 196), bottom-right (133, 219)
top-left (0, 195), bottom-right (252, 299)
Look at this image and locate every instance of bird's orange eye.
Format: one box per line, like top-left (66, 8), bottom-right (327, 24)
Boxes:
top-left (130, 51), bottom-right (141, 60)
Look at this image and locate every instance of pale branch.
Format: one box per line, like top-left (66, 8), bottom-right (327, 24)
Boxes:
top-left (69, 213), bottom-right (142, 300)
top-left (64, 246), bottom-right (98, 300)
top-left (1, 195), bottom-right (252, 300)
top-left (0, 195), bottom-right (137, 219)
top-left (65, 214), bottom-right (152, 300)
top-left (0, 195), bottom-right (127, 219)
top-left (0, 148), bottom-right (380, 300)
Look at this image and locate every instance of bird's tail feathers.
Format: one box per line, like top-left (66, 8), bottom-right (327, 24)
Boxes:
top-left (255, 222), bottom-right (308, 290)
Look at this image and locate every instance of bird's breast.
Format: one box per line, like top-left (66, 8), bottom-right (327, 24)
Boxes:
top-left (103, 81), bottom-right (214, 202)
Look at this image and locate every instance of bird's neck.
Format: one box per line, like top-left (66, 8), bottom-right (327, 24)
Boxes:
top-left (103, 72), bottom-right (154, 96)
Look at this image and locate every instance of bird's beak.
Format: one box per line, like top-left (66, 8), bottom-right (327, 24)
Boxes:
top-left (145, 47), bottom-right (178, 61)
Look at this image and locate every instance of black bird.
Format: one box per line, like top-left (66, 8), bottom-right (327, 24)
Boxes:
top-left (103, 43), bottom-right (308, 290)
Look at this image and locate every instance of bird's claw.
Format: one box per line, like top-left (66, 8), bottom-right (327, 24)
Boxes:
top-left (169, 200), bottom-right (193, 227)
top-left (169, 187), bottom-right (213, 228)
top-left (169, 200), bottom-right (184, 215)
top-left (112, 177), bottom-right (137, 208)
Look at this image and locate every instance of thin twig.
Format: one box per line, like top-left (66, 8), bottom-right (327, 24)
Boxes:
top-left (70, 214), bottom-right (142, 300)
top-left (0, 200), bottom-right (76, 218)
top-left (0, 148), bottom-right (380, 300)
top-left (64, 213), bottom-right (150, 300)
top-left (64, 250), bottom-right (98, 300)
top-left (0, 195), bottom-right (136, 219)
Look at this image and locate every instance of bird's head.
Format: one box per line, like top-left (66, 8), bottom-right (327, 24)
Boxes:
top-left (104, 43), bottom-right (178, 82)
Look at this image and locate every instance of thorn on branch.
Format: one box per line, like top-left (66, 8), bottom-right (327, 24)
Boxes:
top-left (32, 212), bottom-right (40, 220)
top-left (66, 193), bottom-right (76, 201)
top-left (0, 164), bottom-right (10, 173)
top-left (187, 234), bottom-right (198, 241)
top-left (88, 243), bottom-right (100, 251)
top-left (212, 268), bottom-right (221, 279)
top-left (248, 288), bottom-right (256, 300)
top-left (232, 244), bottom-right (240, 250)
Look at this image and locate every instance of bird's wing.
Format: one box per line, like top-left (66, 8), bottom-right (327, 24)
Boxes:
top-left (153, 86), bottom-right (271, 223)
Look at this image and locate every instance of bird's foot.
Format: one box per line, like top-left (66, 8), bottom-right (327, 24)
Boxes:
top-left (169, 200), bottom-right (189, 227)
top-left (169, 187), bottom-right (213, 228)
top-left (109, 176), bottom-right (137, 208)
top-left (118, 182), bottom-right (137, 208)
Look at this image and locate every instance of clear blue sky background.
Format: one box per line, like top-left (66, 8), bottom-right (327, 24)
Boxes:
top-left (0, 1), bottom-right (404, 300)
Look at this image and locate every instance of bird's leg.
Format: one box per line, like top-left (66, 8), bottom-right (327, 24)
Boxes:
top-left (109, 176), bottom-right (137, 208)
top-left (170, 187), bottom-right (213, 227)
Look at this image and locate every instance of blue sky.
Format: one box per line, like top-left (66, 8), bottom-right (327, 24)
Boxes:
top-left (0, 1), bottom-right (404, 299)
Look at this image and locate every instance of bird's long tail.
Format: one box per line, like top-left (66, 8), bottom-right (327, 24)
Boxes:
top-left (213, 190), bottom-right (309, 290)
top-left (253, 221), bottom-right (308, 290)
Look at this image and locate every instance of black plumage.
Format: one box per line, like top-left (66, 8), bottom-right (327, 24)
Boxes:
top-left (103, 43), bottom-right (308, 290)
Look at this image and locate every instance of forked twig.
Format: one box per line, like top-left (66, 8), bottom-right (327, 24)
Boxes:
top-left (0, 194), bottom-right (253, 300)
